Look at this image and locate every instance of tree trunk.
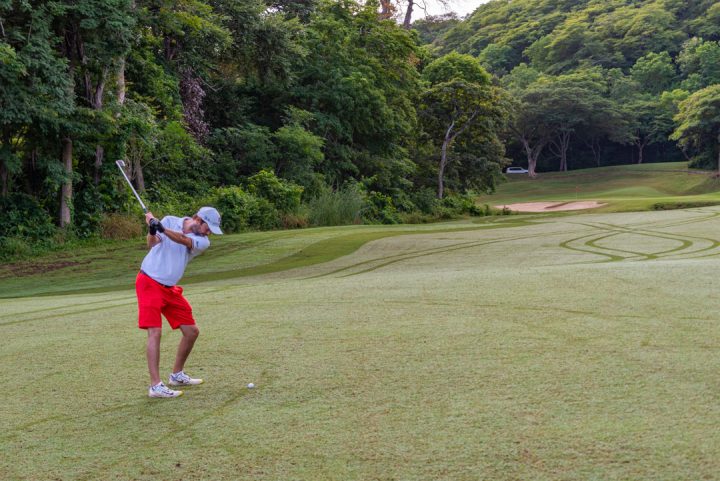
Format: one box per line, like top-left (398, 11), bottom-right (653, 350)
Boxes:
top-left (379, 0), bottom-right (394, 19)
top-left (134, 154), bottom-right (146, 193)
top-left (438, 121), bottom-right (456, 199)
top-left (117, 58), bottom-right (126, 107)
top-left (60, 138), bottom-right (73, 228)
top-left (560, 131), bottom-right (570, 171)
top-left (0, 157), bottom-right (7, 197)
top-left (94, 145), bottom-right (104, 185)
top-left (634, 135), bottom-right (649, 164)
top-left (0, 132), bottom-right (8, 196)
top-left (593, 138), bottom-right (601, 167)
top-left (403, 0), bottom-right (414, 28)
top-left (550, 130), bottom-right (571, 172)
top-left (520, 137), bottom-right (545, 178)
top-left (438, 136), bottom-right (450, 199)
top-left (717, 131), bottom-right (720, 174)
top-left (89, 68), bottom-right (107, 185)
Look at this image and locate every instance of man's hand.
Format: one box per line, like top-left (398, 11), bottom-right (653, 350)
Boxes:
top-left (149, 218), bottom-right (165, 235)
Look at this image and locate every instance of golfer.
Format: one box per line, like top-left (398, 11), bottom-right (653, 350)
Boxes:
top-left (136, 206), bottom-right (223, 398)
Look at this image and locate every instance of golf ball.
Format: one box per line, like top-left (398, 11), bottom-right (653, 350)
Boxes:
top-left (247, 383), bottom-right (255, 389)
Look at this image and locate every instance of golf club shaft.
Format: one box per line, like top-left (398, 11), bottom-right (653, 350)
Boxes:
top-left (115, 160), bottom-right (148, 213)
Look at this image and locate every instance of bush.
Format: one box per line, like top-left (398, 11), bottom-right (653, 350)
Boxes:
top-left (0, 236), bottom-right (33, 260)
top-left (307, 186), bottom-right (363, 226)
top-left (362, 191), bottom-right (400, 224)
top-left (281, 211), bottom-right (310, 229)
top-left (398, 211), bottom-right (432, 224)
top-left (73, 182), bottom-right (104, 238)
top-left (144, 183), bottom-right (200, 219)
top-left (440, 194), bottom-right (481, 216)
top-left (100, 213), bottom-right (144, 240)
top-left (0, 193), bottom-right (56, 240)
top-left (247, 197), bottom-right (281, 230)
top-left (208, 186), bottom-right (281, 232)
top-left (410, 188), bottom-right (440, 214)
top-left (245, 170), bottom-right (303, 214)
top-left (652, 201), bottom-right (720, 210)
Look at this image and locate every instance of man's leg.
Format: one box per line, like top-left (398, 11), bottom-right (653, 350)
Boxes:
top-left (147, 327), bottom-right (162, 385)
top-left (173, 324), bottom-right (199, 374)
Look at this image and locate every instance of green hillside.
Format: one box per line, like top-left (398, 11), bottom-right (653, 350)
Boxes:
top-left (479, 162), bottom-right (720, 212)
top-left (432, 0), bottom-right (718, 71)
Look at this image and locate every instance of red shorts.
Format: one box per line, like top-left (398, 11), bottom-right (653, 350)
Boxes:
top-left (135, 272), bottom-right (196, 329)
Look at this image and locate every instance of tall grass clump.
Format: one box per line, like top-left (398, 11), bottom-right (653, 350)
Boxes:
top-left (100, 213), bottom-right (144, 240)
top-left (307, 186), bottom-right (363, 226)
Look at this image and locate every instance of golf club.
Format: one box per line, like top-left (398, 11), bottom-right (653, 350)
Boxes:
top-left (115, 159), bottom-right (148, 213)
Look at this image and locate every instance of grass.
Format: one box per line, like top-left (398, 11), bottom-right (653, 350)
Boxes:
top-left (3, 205), bottom-right (720, 480)
top-left (0, 218), bottom-right (532, 298)
top-left (479, 162), bottom-right (720, 212)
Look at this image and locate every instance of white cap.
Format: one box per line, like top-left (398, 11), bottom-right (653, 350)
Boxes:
top-left (196, 206), bottom-right (223, 235)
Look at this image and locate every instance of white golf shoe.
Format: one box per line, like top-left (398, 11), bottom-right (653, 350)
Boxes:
top-left (168, 370), bottom-right (204, 386)
top-left (148, 382), bottom-right (183, 398)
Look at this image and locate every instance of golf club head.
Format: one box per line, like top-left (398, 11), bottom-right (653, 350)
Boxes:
top-left (116, 159), bottom-right (126, 168)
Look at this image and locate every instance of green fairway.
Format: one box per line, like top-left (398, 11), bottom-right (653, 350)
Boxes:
top-left (479, 162), bottom-right (720, 212)
top-left (3, 207), bottom-right (720, 480)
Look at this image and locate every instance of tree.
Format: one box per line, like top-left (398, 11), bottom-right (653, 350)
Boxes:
top-left (420, 53), bottom-right (507, 198)
top-left (658, 88), bottom-right (690, 160)
top-left (625, 96), bottom-right (670, 164)
top-left (0, 1), bottom-right (74, 221)
top-left (541, 72), bottom-right (617, 171)
top-left (411, 13), bottom-right (459, 46)
top-left (141, 0), bottom-right (231, 142)
top-left (671, 85), bottom-right (720, 172)
top-left (505, 70), bottom-right (620, 174)
top-left (503, 66), bottom-right (550, 178)
top-left (677, 38), bottom-right (720, 90)
top-left (630, 51), bottom-right (676, 95)
top-left (287, 0), bottom-right (421, 195)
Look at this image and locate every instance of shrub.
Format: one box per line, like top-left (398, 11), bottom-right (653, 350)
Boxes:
top-left (73, 183), bottom-right (104, 238)
top-left (398, 211), bottom-right (431, 224)
top-left (652, 201), bottom-right (720, 210)
top-left (410, 188), bottom-right (440, 214)
top-left (362, 191), bottom-right (400, 224)
top-left (208, 186), bottom-right (281, 233)
top-left (245, 170), bottom-right (303, 214)
top-left (0, 236), bottom-right (32, 260)
top-left (271, 125), bottom-right (324, 189)
top-left (0, 193), bottom-right (56, 240)
top-left (247, 197), bottom-right (281, 230)
top-left (440, 194), bottom-right (480, 215)
top-left (144, 183), bottom-right (200, 219)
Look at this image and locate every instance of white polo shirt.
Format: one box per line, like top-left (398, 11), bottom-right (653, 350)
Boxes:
top-left (140, 216), bottom-right (210, 286)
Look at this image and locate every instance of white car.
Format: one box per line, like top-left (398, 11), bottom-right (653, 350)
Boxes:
top-left (506, 166), bottom-right (529, 174)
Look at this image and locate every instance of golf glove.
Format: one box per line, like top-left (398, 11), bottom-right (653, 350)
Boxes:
top-left (148, 218), bottom-right (164, 235)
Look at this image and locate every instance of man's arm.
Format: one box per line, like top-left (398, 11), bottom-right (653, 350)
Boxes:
top-left (145, 212), bottom-right (161, 248)
top-left (144, 212), bottom-right (193, 250)
top-left (161, 228), bottom-right (193, 249)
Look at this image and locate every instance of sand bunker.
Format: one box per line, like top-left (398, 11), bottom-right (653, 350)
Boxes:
top-left (497, 201), bottom-right (606, 212)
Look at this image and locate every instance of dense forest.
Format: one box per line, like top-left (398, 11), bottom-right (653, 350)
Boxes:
top-left (2, 0), bottom-right (720, 256)
top-left (415, 0), bottom-right (720, 174)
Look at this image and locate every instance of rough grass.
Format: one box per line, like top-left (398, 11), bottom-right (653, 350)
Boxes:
top-left (3, 207), bottom-right (720, 480)
top-left (482, 162), bottom-right (720, 212)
